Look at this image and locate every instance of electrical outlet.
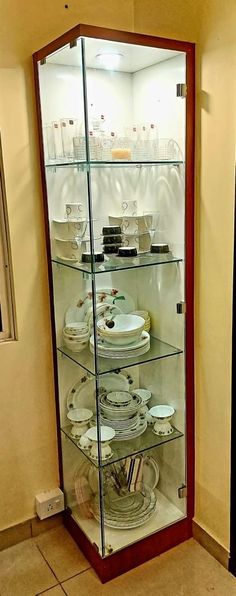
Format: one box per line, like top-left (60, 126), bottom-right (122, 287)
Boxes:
top-left (35, 488), bottom-right (65, 520)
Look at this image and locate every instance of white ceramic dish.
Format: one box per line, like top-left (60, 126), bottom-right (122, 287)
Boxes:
top-left (85, 425), bottom-right (115, 461)
top-left (63, 334), bottom-right (88, 353)
top-left (106, 391), bottom-right (132, 406)
top-left (149, 404), bottom-right (175, 436)
top-left (67, 408), bottom-right (93, 438)
top-left (109, 214), bottom-right (153, 235)
top-left (55, 238), bottom-right (83, 260)
top-left (63, 322), bottom-right (89, 336)
top-left (65, 287), bottom-right (135, 326)
top-left (53, 218), bottom-right (87, 240)
top-left (90, 330), bottom-right (150, 355)
top-left (97, 314), bottom-right (145, 346)
top-left (131, 388), bottom-right (152, 404)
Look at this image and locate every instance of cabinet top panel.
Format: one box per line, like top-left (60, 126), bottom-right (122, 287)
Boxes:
top-left (33, 24), bottom-right (195, 65)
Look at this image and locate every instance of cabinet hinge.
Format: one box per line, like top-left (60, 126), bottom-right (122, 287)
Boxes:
top-left (40, 58), bottom-right (46, 66)
top-left (176, 83), bottom-right (187, 98)
top-left (70, 39), bottom-right (77, 49)
top-left (176, 301), bottom-right (186, 314)
top-left (178, 484), bottom-right (187, 499)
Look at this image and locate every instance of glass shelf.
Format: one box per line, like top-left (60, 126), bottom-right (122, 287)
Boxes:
top-left (52, 253), bottom-right (183, 275)
top-left (61, 425), bottom-right (183, 468)
top-left (57, 335), bottom-right (183, 376)
top-left (45, 159), bottom-right (184, 170)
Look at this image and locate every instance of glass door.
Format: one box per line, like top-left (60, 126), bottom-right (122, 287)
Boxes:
top-left (36, 31), bottom-right (188, 559)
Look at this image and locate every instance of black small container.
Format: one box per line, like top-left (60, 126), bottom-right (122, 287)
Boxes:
top-left (103, 245), bottom-right (121, 254)
top-left (151, 243), bottom-right (169, 254)
top-left (102, 234), bottom-right (123, 245)
top-left (81, 251), bottom-right (105, 263)
top-left (102, 225), bottom-right (122, 236)
top-left (118, 246), bottom-right (138, 257)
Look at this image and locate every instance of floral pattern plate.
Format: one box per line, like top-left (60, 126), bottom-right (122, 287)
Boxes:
top-left (65, 288), bottom-right (135, 325)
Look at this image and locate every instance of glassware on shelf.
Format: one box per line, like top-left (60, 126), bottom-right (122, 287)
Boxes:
top-left (60, 118), bottom-right (80, 158)
top-left (88, 131), bottom-right (102, 160)
top-left (52, 120), bottom-right (63, 160)
top-left (73, 135), bottom-right (86, 160)
top-left (111, 136), bottom-right (132, 161)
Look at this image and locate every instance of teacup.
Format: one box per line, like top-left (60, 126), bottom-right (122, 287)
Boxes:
top-left (53, 219), bottom-right (87, 240)
top-left (121, 199), bottom-right (137, 216)
top-left (65, 202), bottom-right (84, 220)
top-left (55, 238), bottom-right (83, 261)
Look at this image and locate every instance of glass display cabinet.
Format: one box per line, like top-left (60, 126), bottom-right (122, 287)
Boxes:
top-left (33, 24), bottom-right (195, 582)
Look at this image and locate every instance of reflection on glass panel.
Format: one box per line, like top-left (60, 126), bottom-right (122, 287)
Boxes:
top-left (84, 37), bottom-right (186, 163)
top-left (38, 40), bottom-right (86, 165)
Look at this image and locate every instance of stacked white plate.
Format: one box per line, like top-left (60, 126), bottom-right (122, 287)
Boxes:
top-left (92, 484), bottom-right (157, 529)
top-left (90, 330), bottom-right (150, 359)
top-left (99, 392), bottom-right (147, 440)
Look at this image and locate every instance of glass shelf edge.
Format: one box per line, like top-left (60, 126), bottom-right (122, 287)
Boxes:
top-left (45, 159), bottom-right (184, 169)
top-left (57, 337), bottom-right (183, 377)
top-left (61, 426), bottom-right (184, 469)
top-left (52, 255), bottom-right (183, 275)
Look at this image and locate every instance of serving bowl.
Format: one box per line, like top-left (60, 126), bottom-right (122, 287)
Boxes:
top-left (67, 408), bottom-right (93, 438)
top-left (97, 314), bottom-right (145, 346)
top-left (149, 405), bottom-right (175, 436)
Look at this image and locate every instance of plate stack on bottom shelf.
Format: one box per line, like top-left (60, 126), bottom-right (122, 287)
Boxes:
top-left (92, 484), bottom-right (157, 529)
top-left (74, 455), bottom-right (160, 530)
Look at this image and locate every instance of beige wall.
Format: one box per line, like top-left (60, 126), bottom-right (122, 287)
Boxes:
top-left (194, 0), bottom-right (236, 550)
top-left (0, 0), bottom-right (235, 553)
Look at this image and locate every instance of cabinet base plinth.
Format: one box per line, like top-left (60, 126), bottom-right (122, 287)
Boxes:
top-left (63, 510), bottom-right (192, 583)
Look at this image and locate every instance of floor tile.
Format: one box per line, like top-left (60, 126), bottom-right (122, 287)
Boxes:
top-left (0, 538), bottom-right (57, 596)
top-left (37, 587), bottom-right (65, 595)
top-left (62, 539), bottom-right (236, 596)
top-left (35, 526), bottom-right (90, 582)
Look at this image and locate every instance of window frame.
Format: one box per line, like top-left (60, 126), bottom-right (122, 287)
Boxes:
top-left (0, 134), bottom-right (17, 342)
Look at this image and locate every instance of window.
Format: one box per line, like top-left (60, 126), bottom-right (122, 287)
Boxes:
top-left (0, 135), bottom-right (16, 341)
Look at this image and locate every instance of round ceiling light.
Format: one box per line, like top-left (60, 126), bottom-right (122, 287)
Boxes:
top-left (95, 52), bottom-right (124, 70)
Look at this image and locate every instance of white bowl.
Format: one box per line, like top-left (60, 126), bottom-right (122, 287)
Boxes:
top-left (106, 391), bottom-right (132, 406)
top-left (149, 405), bottom-right (175, 419)
top-left (67, 408), bottom-right (93, 438)
top-left (131, 388), bottom-right (151, 404)
top-left (55, 238), bottom-right (83, 260)
top-left (64, 322), bottom-right (88, 336)
top-left (149, 405), bottom-right (175, 436)
top-left (85, 425), bottom-right (115, 442)
top-left (53, 219), bottom-right (87, 240)
top-left (63, 335), bottom-right (88, 353)
top-left (97, 314), bottom-right (145, 345)
top-left (67, 408), bottom-right (93, 423)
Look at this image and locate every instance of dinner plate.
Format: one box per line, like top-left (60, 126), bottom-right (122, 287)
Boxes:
top-left (65, 287), bottom-right (135, 325)
top-left (90, 331), bottom-right (150, 353)
top-left (67, 371), bottom-right (132, 411)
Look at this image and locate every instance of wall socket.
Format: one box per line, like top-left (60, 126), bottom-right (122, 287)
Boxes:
top-left (35, 488), bottom-right (65, 520)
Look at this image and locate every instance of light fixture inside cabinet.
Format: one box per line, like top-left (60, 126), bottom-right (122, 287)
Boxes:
top-left (95, 52), bottom-right (124, 70)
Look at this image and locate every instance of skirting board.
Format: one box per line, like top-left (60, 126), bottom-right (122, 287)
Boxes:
top-left (192, 520), bottom-right (229, 569)
top-left (0, 513), bottom-right (62, 551)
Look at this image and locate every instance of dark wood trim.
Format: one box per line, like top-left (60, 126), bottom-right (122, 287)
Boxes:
top-left (64, 510), bottom-right (192, 583)
top-left (185, 45), bottom-right (195, 521)
top-left (229, 169), bottom-right (236, 575)
top-left (32, 58), bottom-right (64, 486)
top-left (33, 23), bottom-right (195, 63)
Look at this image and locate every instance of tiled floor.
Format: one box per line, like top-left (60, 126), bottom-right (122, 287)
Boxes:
top-left (0, 526), bottom-right (236, 595)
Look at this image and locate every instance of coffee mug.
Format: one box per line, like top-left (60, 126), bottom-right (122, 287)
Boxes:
top-left (65, 202), bottom-right (84, 220)
top-left (121, 199), bottom-right (137, 216)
